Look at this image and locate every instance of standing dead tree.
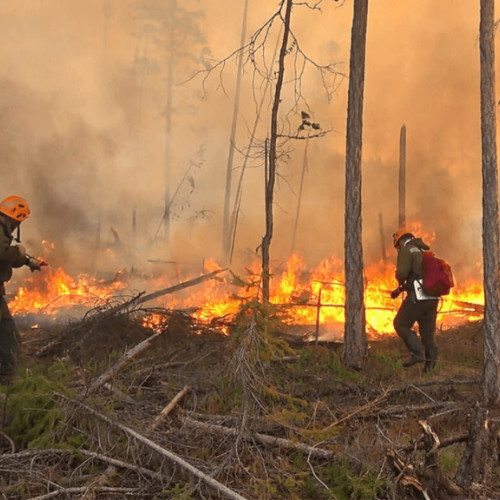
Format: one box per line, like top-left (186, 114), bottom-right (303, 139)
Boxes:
top-left (398, 124), bottom-right (406, 228)
top-left (193, 0), bottom-right (343, 303)
top-left (222, 0), bottom-right (250, 262)
top-left (261, 0), bottom-right (293, 303)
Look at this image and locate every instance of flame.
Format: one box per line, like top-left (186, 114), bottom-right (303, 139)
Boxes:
top-left (7, 250), bottom-right (485, 338)
top-left (9, 267), bottom-right (127, 315)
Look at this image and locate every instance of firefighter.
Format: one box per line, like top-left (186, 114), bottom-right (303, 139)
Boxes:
top-left (390, 228), bottom-right (439, 372)
top-left (0, 196), bottom-right (43, 383)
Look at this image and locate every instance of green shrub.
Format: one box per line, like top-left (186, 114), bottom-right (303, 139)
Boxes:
top-left (2, 360), bottom-right (78, 449)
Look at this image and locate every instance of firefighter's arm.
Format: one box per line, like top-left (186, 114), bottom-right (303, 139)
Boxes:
top-left (0, 229), bottom-right (26, 266)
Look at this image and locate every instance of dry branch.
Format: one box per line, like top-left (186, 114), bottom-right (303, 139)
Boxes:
top-left (182, 415), bottom-right (335, 460)
top-left (28, 486), bottom-right (142, 499)
top-left (56, 393), bottom-right (248, 500)
top-left (79, 331), bottom-right (162, 398)
top-left (450, 300), bottom-right (484, 313)
top-left (0, 448), bottom-right (165, 482)
top-left (105, 268), bottom-right (228, 316)
top-left (148, 385), bottom-right (190, 431)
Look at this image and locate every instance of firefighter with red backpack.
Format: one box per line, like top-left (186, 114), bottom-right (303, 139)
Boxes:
top-left (390, 229), bottom-right (440, 372)
top-left (0, 196), bottom-right (45, 383)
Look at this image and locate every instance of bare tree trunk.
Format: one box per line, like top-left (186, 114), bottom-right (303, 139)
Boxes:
top-left (228, 28), bottom-right (282, 265)
top-left (291, 134), bottom-right (309, 255)
top-left (342, 0), bottom-right (368, 370)
top-left (379, 212), bottom-right (387, 264)
top-left (262, 0), bottom-right (293, 303)
top-left (398, 124), bottom-right (406, 228)
top-left (479, 0), bottom-right (500, 406)
top-left (163, 0), bottom-right (176, 245)
top-left (222, 0), bottom-right (249, 263)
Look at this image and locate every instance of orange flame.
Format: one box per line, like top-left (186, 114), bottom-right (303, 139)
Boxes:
top-left (7, 252), bottom-right (484, 338)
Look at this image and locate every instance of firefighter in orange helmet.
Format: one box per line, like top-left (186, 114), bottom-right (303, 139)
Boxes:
top-left (391, 228), bottom-right (439, 372)
top-left (0, 196), bottom-right (43, 383)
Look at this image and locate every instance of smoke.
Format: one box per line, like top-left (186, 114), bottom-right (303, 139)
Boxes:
top-left (0, 0), bottom-right (493, 286)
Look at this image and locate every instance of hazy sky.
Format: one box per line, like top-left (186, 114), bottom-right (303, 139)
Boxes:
top-left (0, 1), bottom-right (493, 281)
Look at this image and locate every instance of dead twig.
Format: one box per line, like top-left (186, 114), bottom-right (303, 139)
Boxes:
top-left (27, 486), bottom-right (144, 499)
top-left (182, 415), bottom-right (336, 460)
top-left (56, 393), bottom-right (248, 500)
top-left (79, 331), bottom-right (163, 399)
top-left (148, 385), bottom-right (190, 431)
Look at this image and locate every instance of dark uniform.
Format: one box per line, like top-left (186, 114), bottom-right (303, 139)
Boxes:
top-left (0, 219), bottom-right (29, 379)
top-left (392, 233), bottom-right (439, 372)
top-left (0, 196), bottom-right (42, 382)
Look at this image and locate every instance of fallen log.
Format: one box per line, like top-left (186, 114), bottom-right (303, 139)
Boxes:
top-left (79, 331), bottom-right (162, 399)
top-left (103, 268), bottom-right (228, 317)
top-left (449, 300), bottom-right (484, 314)
top-left (56, 393), bottom-right (248, 500)
top-left (148, 385), bottom-right (190, 431)
top-left (182, 415), bottom-right (335, 460)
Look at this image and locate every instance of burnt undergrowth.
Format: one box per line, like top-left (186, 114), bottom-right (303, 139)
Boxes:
top-left (0, 303), bottom-right (495, 500)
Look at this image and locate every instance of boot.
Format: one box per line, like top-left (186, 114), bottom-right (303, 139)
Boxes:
top-left (403, 353), bottom-right (425, 367)
top-left (401, 330), bottom-right (424, 368)
top-left (424, 346), bottom-right (438, 373)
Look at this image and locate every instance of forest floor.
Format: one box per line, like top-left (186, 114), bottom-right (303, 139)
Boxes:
top-left (0, 301), bottom-right (494, 500)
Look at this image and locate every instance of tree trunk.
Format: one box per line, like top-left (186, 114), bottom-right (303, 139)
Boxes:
top-left (455, 403), bottom-right (498, 487)
top-left (342, 0), bottom-right (369, 369)
top-left (378, 212), bottom-right (387, 264)
top-left (398, 124), bottom-right (406, 228)
top-left (479, 0), bottom-right (500, 406)
top-left (222, 0), bottom-right (249, 263)
top-left (163, 0), bottom-right (176, 245)
top-left (262, 0), bottom-right (293, 303)
top-left (290, 134), bottom-right (309, 255)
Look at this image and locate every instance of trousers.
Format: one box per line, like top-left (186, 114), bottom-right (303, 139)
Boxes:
top-left (394, 294), bottom-right (438, 354)
top-left (0, 295), bottom-right (19, 377)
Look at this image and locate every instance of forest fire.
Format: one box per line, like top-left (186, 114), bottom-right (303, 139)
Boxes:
top-left (7, 253), bottom-right (484, 338)
top-left (8, 267), bottom-right (128, 315)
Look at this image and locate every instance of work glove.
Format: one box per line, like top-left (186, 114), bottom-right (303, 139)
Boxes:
top-left (390, 288), bottom-right (401, 299)
top-left (16, 244), bottom-right (26, 259)
top-left (27, 257), bottom-right (43, 272)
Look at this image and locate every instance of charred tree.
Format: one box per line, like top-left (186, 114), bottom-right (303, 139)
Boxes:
top-left (398, 124), bottom-right (406, 228)
top-left (479, 0), bottom-right (500, 406)
top-left (343, 0), bottom-right (369, 369)
top-left (222, 0), bottom-right (250, 263)
top-left (261, 0), bottom-right (293, 303)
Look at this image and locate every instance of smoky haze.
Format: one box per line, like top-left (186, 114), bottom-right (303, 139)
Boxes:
top-left (0, 1), bottom-right (491, 285)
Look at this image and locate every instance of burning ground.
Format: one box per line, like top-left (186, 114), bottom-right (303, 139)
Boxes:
top-left (0, 256), bottom-right (495, 499)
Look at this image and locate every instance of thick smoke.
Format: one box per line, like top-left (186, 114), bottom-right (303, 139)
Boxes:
top-left (0, 0), bottom-right (494, 286)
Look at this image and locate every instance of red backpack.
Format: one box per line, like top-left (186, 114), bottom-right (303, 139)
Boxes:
top-left (421, 250), bottom-right (454, 296)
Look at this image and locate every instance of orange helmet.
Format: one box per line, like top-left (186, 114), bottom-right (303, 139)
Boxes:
top-left (0, 196), bottom-right (30, 221)
top-left (392, 228), bottom-right (413, 248)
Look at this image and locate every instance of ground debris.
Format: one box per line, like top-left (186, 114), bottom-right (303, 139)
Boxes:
top-left (0, 315), bottom-right (496, 499)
